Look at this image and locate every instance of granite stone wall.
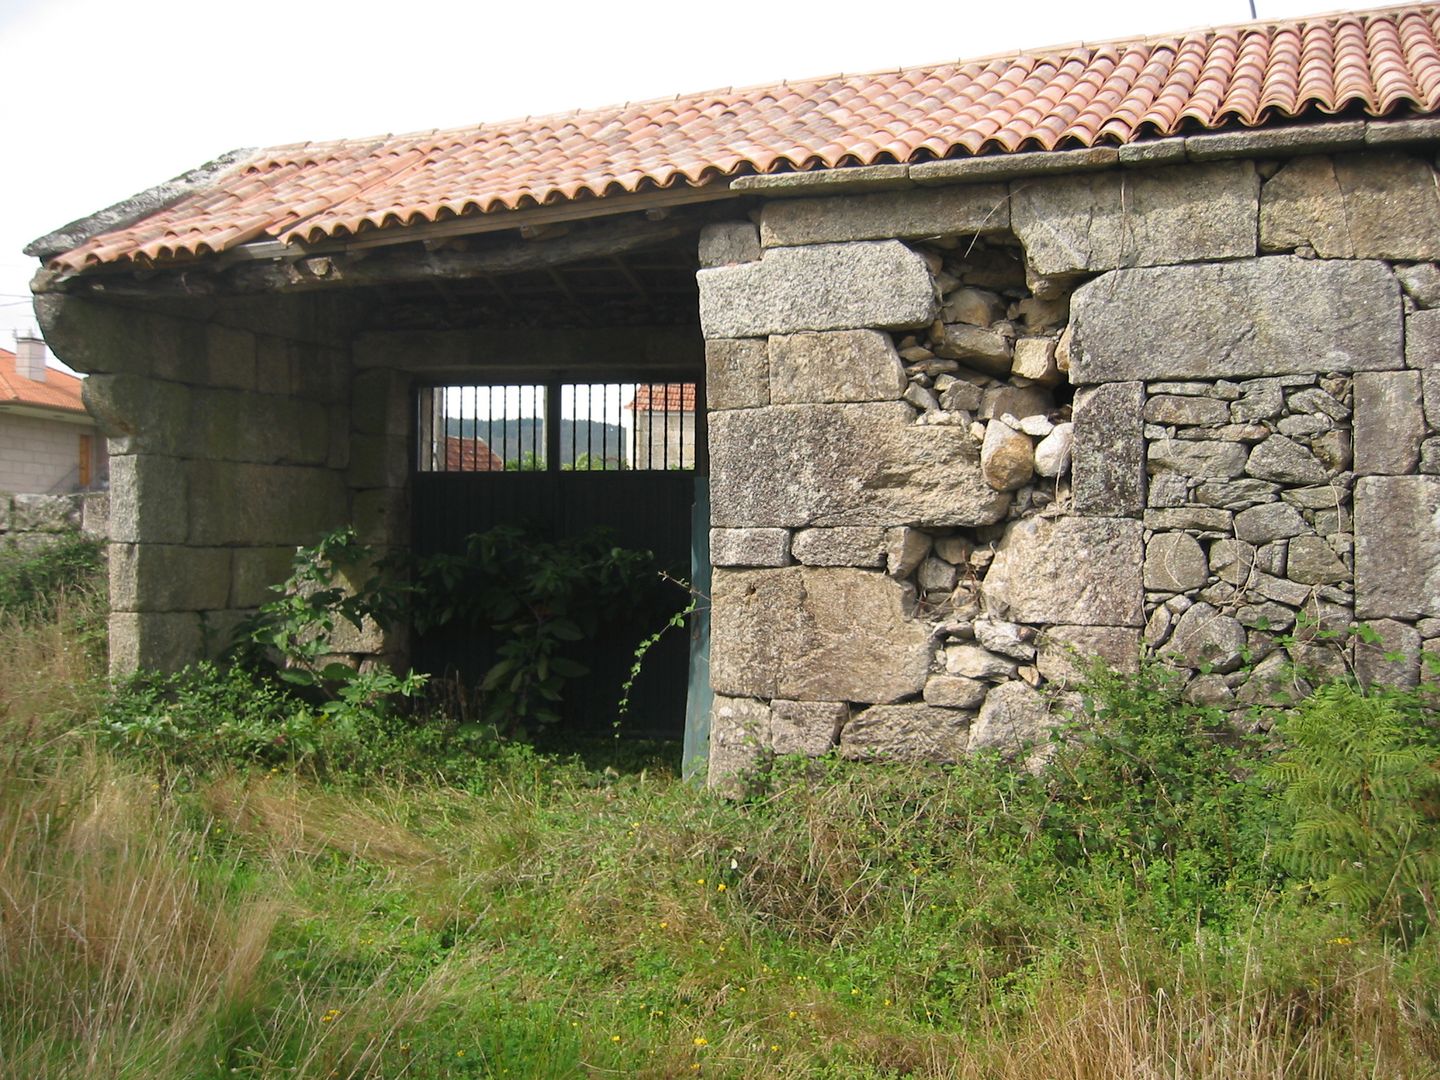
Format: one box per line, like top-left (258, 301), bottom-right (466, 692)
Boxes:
top-left (36, 292), bottom-right (363, 674)
top-left (698, 147), bottom-right (1440, 789)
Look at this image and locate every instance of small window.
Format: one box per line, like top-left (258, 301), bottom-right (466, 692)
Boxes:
top-left (418, 381), bottom-right (696, 473)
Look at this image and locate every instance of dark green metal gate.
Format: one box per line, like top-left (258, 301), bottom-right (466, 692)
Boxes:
top-left (410, 379), bottom-right (700, 741)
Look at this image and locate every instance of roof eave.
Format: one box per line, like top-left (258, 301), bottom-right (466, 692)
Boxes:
top-left (24, 148), bottom-right (258, 261)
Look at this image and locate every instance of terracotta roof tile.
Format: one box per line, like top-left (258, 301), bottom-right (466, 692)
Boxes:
top-left (631, 383), bottom-right (697, 412)
top-left (0, 349), bottom-right (88, 415)
top-left (49, 3), bottom-right (1440, 271)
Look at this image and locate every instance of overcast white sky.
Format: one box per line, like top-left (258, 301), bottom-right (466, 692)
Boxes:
top-left (0, 0), bottom-right (1356, 370)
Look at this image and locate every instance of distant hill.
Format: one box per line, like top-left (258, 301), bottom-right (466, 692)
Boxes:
top-left (444, 417), bottom-right (627, 467)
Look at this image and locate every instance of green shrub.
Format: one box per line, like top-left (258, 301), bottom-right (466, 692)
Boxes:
top-left (0, 532), bottom-right (103, 619)
top-left (1267, 679), bottom-right (1440, 939)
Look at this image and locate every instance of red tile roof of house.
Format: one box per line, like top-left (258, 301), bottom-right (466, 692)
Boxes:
top-left (631, 384), bottom-right (697, 412)
top-left (0, 348), bottom-right (88, 415)
top-left (442, 434), bottom-right (504, 471)
top-left (48, 3), bottom-right (1440, 272)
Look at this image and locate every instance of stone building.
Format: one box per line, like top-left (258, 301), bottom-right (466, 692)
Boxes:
top-left (24, 3), bottom-right (1440, 780)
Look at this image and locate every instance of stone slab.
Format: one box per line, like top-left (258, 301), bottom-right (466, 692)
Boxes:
top-left (768, 330), bottom-right (907, 404)
top-left (841, 702), bottom-right (971, 763)
top-left (711, 528), bottom-right (792, 567)
top-left (759, 185), bottom-right (1010, 247)
top-left (1072, 382), bottom-right (1144, 516)
top-left (1011, 161), bottom-right (1258, 276)
top-left (109, 543), bottom-right (231, 612)
top-left (1352, 370), bottom-right (1424, 476)
top-left (982, 516), bottom-right (1145, 627)
top-left (710, 566), bottom-right (933, 703)
top-left (697, 241), bottom-right (937, 338)
top-left (1036, 625), bottom-right (1142, 687)
top-left (705, 339), bottom-right (770, 410)
top-left (790, 526), bottom-right (888, 567)
top-left (710, 402), bottom-right (1011, 528)
top-left (1259, 153), bottom-right (1440, 260)
top-left (770, 699), bottom-right (847, 756)
top-left (1355, 476), bottom-right (1440, 620)
top-left (1069, 257), bottom-right (1402, 383)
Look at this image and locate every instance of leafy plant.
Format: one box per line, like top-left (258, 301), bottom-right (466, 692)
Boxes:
top-left (0, 531), bottom-right (103, 620)
top-left (231, 528), bottom-right (424, 713)
top-left (411, 525), bottom-right (665, 735)
top-left (1267, 679), bottom-right (1440, 938)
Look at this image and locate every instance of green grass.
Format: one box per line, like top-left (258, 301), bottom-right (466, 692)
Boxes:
top-left (2, 566), bottom-right (1439, 1077)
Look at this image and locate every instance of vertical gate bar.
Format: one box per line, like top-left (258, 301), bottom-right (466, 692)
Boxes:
top-left (545, 381), bottom-right (561, 472)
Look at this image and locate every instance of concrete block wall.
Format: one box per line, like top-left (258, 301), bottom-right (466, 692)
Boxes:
top-left (0, 413), bottom-right (98, 495)
top-left (37, 291), bottom-right (360, 674)
top-left (698, 147), bottom-right (1440, 788)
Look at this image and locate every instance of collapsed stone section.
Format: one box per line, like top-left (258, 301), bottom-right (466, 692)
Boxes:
top-left (701, 219), bottom-right (1106, 789)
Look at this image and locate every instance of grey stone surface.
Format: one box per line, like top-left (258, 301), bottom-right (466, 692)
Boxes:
top-left (1287, 535), bottom-right (1350, 585)
top-left (841, 702), bottom-right (971, 763)
top-left (760, 185), bottom-right (1010, 247)
top-left (916, 555), bottom-right (958, 592)
top-left (1167, 602), bottom-right (1247, 673)
top-left (697, 241), bottom-right (938, 338)
top-left (934, 324), bottom-right (1013, 376)
top-left (1011, 337), bottom-right (1059, 382)
top-left (1145, 394), bottom-right (1230, 426)
top-left (886, 527), bottom-right (933, 578)
top-left (1033, 422), bottom-right (1074, 478)
top-left (707, 696), bottom-right (771, 794)
top-left (230, 546), bottom-right (296, 608)
top-left (1072, 382), bottom-right (1145, 515)
top-left (1353, 618), bottom-right (1422, 689)
top-left (790, 526), bottom-right (887, 567)
top-left (1070, 257), bottom-right (1402, 382)
top-left (1355, 476), bottom-right (1440, 620)
top-left (1397, 262), bottom-right (1440, 308)
top-left (710, 567), bottom-right (933, 703)
top-left (698, 222), bottom-right (762, 267)
top-left (1144, 508), bottom-right (1233, 532)
top-left (705, 339), bottom-right (770, 410)
top-left (188, 462), bottom-right (348, 547)
top-left (980, 420), bottom-right (1034, 491)
top-left (711, 528), bottom-right (792, 567)
top-left (1234, 502), bottom-right (1310, 545)
top-left (1353, 370), bottom-right (1424, 475)
top-left (710, 402), bottom-right (1011, 528)
top-left (1149, 439), bottom-right (1249, 479)
top-left (769, 330), bottom-right (907, 404)
top-left (770, 699), bottom-right (848, 756)
top-left (979, 384), bottom-right (1053, 422)
top-left (974, 618), bottom-right (1036, 661)
top-left (969, 682), bottom-right (1057, 756)
top-left (982, 516), bottom-right (1144, 626)
top-left (8, 494), bottom-right (79, 533)
top-left (944, 288), bottom-right (1007, 327)
top-left (109, 544), bottom-right (230, 612)
top-left (1144, 532), bottom-right (1208, 592)
top-left (108, 611), bottom-right (204, 677)
top-left (108, 454), bottom-right (189, 544)
top-left (81, 373), bottom-right (192, 455)
top-left (1192, 478), bottom-right (1281, 507)
top-left (1035, 625), bottom-right (1141, 687)
top-left (923, 675), bottom-right (989, 709)
top-left (1010, 161), bottom-right (1259, 276)
top-left (1247, 436), bottom-right (1330, 485)
top-left (1260, 154), bottom-right (1440, 260)
top-left (945, 644), bottom-right (1017, 679)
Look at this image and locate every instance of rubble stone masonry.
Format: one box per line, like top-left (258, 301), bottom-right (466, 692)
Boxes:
top-left (698, 149), bottom-right (1440, 789)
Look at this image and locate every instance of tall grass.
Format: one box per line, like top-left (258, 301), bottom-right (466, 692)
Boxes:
top-left (0, 559), bottom-right (1437, 1076)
